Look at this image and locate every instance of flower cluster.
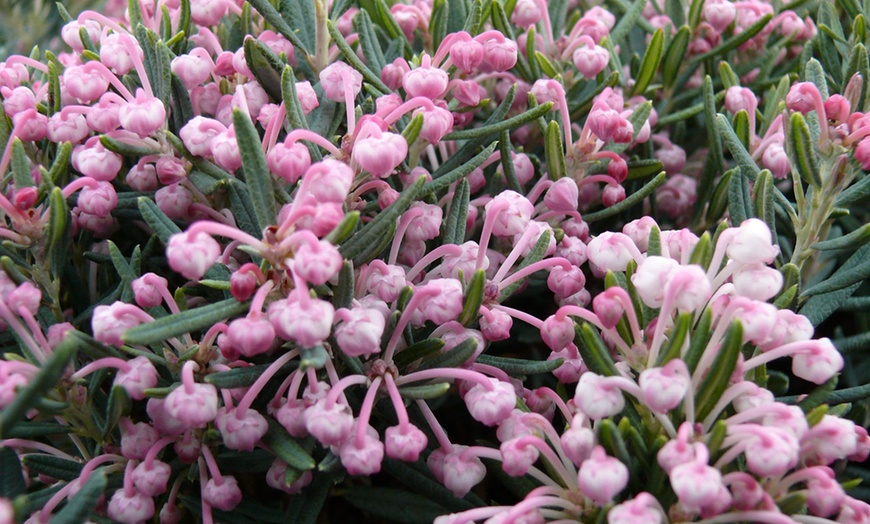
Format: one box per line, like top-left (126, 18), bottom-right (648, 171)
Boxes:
top-left (0, 0), bottom-right (867, 523)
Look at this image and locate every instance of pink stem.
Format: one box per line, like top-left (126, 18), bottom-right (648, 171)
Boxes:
top-left (235, 349), bottom-right (299, 417)
top-left (497, 257), bottom-right (572, 291)
top-left (383, 373), bottom-right (409, 427)
top-left (70, 357), bottom-right (132, 381)
top-left (187, 221), bottom-right (269, 253)
top-left (354, 376), bottom-right (383, 448)
top-left (384, 286), bottom-right (440, 362)
top-left (396, 367), bottom-right (495, 390)
top-left (416, 399), bottom-right (453, 452)
top-left (405, 244), bottom-right (463, 281)
top-left (325, 373), bottom-right (368, 408)
top-left (144, 436), bottom-right (177, 468)
top-left (284, 129), bottom-right (343, 157)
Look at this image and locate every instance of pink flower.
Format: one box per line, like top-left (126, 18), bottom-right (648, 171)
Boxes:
top-left (403, 55), bottom-right (449, 99)
top-left (417, 279), bottom-right (464, 325)
top-left (320, 62), bottom-right (363, 102)
top-left (215, 407), bottom-right (269, 451)
top-left (340, 423), bottom-right (385, 475)
top-left (167, 231), bottom-right (221, 281)
top-left (334, 307), bottom-right (386, 357)
top-left (573, 373), bottom-right (629, 420)
top-left (791, 338), bottom-right (844, 384)
top-left (352, 127), bottom-right (408, 178)
top-left (203, 476), bottom-right (243, 511)
top-left (132, 460), bottom-right (172, 497)
top-left (441, 447), bottom-right (486, 497)
top-left (180, 116), bottom-right (227, 157)
top-left (573, 36), bottom-right (610, 79)
top-left (463, 378), bottom-right (516, 426)
top-left (385, 424), bottom-right (428, 462)
top-left (227, 316), bottom-right (276, 357)
top-left (450, 37), bottom-right (485, 74)
top-left (639, 359), bottom-right (690, 413)
top-left (115, 356), bottom-right (159, 400)
top-left (305, 398), bottom-right (354, 446)
top-left (269, 293), bottom-right (335, 348)
top-left (119, 89), bottom-right (166, 137)
top-left (607, 493), bottom-right (663, 524)
top-left (578, 446), bottom-right (629, 505)
top-left (485, 190), bottom-right (535, 237)
top-left (108, 489), bottom-right (155, 524)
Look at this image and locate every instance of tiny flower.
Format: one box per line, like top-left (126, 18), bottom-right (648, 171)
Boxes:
top-left (340, 423), bottom-right (385, 475)
top-left (334, 307), bottom-right (386, 357)
top-left (167, 231), bottom-right (221, 281)
top-left (305, 398), bottom-right (354, 446)
top-left (463, 378), bottom-right (516, 426)
top-left (215, 407), bottom-right (269, 451)
top-left (108, 489), bottom-right (155, 524)
top-left (578, 446), bottom-right (629, 505)
top-left (203, 476), bottom-right (243, 512)
top-left (639, 359), bottom-right (690, 413)
top-left (385, 424), bottom-right (428, 462)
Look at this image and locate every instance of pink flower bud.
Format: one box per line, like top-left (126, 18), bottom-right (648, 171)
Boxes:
top-left (574, 373), bottom-right (630, 419)
top-left (275, 399), bottom-right (308, 438)
top-left (703, 0), bottom-right (736, 31)
top-left (334, 307), bottom-right (386, 357)
top-left (578, 446), bottom-right (629, 505)
top-left (126, 160), bottom-right (158, 191)
top-left (269, 291), bottom-right (335, 347)
top-left (543, 178), bottom-right (579, 213)
top-left (115, 356), bottom-right (159, 400)
top-left (725, 219), bottom-right (779, 265)
top-left (573, 36), bottom-right (610, 79)
top-left (601, 183), bottom-right (626, 207)
top-left (639, 359), bottom-right (690, 413)
top-left (485, 190), bottom-right (534, 237)
top-left (267, 141), bottom-right (310, 184)
top-left (46, 111), bottom-right (89, 143)
top-left (120, 419), bottom-right (159, 459)
top-left (417, 279), bottom-right (465, 325)
top-left (305, 398), bottom-right (354, 446)
top-left (786, 82), bottom-right (821, 115)
top-left (304, 158), bottom-right (354, 203)
top-left (76, 180), bottom-right (118, 217)
top-left (190, 0), bottom-right (229, 26)
top-left (132, 460), bottom-right (171, 497)
top-left (171, 47), bottom-right (214, 89)
top-left (762, 142), bottom-right (791, 179)
top-left (480, 307), bottom-right (512, 342)
top-left (608, 492), bottom-right (663, 524)
top-left (63, 64), bottom-right (109, 103)
top-left (385, 424), bottom-right (428, 462)
top-left (724, 86), bottom-right (757, 116)
top-left (450, 38), bottom-right (485, 74)
top-left (320, 62), bottom-right (363, 102)
top-left (266, 460), bottom-right (313, 494)
top-left (500, 437), bottom-right (540, 476)
top-left (561, 415), bottom-right (596, 465)
top-left (167, 231), bottom-right (221, 280)
top-left (441, 447), bottom-right (486, 497)
top-left (587, 102), bottom-right (627, 143)
top-left (2, 86), bottom-right (36, 116)
top-left (352, 129), bottom-right (408, 178)
top-left (403, 57), bottom-right (449, 99)
top-left (464, 378), bottom-right (516, 426)
top-left (12, 109), bottom-right (47, 141)
top-left (732, 263), bottom-right (783, 301)
top-left (119, 89), bottom-right (166, 137)
top-left (125, 302), bottom-right (165, 347)
top-left (417, 106), bottom-right (454, 144)
top-left (824, 94), bottom-right (851, 123)
top-left (61, 19), bottom-right (101, 51)
top-left (7, 282), bottom-right (40, 315)
top-left (631, 256), bottom-right (678, 308)
top-left (108, 489), bottom-right (155, 524)
top-left (154, 184), bottom-right (193, 220)
top-left (227, 316), bottom-right (276, 357)
top-left (211, 125), bottom-right (242, 171)
top-left (92, 302), bottom-right (149, 347)
top-left (547, 265), bottom-right (586, 300)
top-left (482, 37), bottom-right (518, 72)
top-left (587, 232), bottom-right (638, 273)
top-left (215, 407), bottom-right (269, 450)
top-left (72, 138), bottom-right (123, 181)
top-left (340, 423), bottom-right (385, 475)
top-left (541, 314), bottom-right (575, 351)
top-left (363, 260), bottom-right (408, 302)
top-left (164, 381), bottom-right (219, 429)
top-left (791, 338), bottom-right (843, 385)
top-left (203, 476), bottom-right (243, 511)
top-left (180, 116), bottom-right (227, 157)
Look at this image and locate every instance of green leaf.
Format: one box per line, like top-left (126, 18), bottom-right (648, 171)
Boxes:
top-left (280, 0), bottom-right (316, 52)
top-left (381, 458), bottom-right (480, 512)
top-left (10, 139), bottom-right (31, 188)
top-left (753, 169), bottom-right (776, 236)
top-left (786, 112), bottom-right (821, 188)
top-left (393, 338), bottom-right (446, 369)
top-left (327, 20), bottom-right (391, 93)
top-left (683, 308), bottom-right (713, 374)
top-left (706, 169), bottom-right (734, 223)
top-left (335, 261), bottom-right (355, 310)
top-left (535, 50), bottom-right (559, 78)
top-left (22, 454), bottom-right (83, 481)
top-left (475, 354), bottom-right (564, 376)
top-left (429, 0), bottom-right (449, 51)
top-left (245, 37), bottom-right (285, 101)
top-left (417, 338), bottom-right (478, 371)
top-left (398, 382), bottom-right (451, 399)
top-left (137, 197), bottom-right (181, 244)
top-left (575, 322), bottom-right (621, 376)
top-left (545, 121), bottom-right (566, 181)
top-left (443, 102), bottom-right (553, 141)
top-left (836, 174), bottom-right (870, 207)
top-left (716, 114), bottom-right (760, 177)
top-left (205, 360), bottom-right (296, 388)
top-left (53, 470), bottom-right (107, 524)
top-left (459, 269), bottom-right (485, 326)
top-left (424, 141), bottom-right (499, 195)
top-left (0, 447), bottom-right (26, 498)
top-left (263, 421), bottom-right (316, 470)
top-left (401, 113), bottom-right (425, 145)
top-left (100, 134), bottom-right (162, 157)
top-left (598, 419), bottom-right (632, 471)
top-left (47, 141), bottom-right (72, 185)
top-left (343, 486), bottom-right (450, 524)
top-left (631, 28), bottom-right (663, 96)
top-left (233, 108), bottom-right (276, 232)
top-left (124, 298), bottom-right (250, 345)
top-left (825, 383), bottom-right (870, 404)
top-left (728, 167), bottom-right (754, 225)
top-left (340, 176), bottom-right (426, 264)
top-left (626, 159), bottom-right (665, 180)
top-left (46, 187), bottom-right (71, 276)
top-left (812, 223), bottom-right (870, 251)
top-left (801, 250), bottom-right (870, 298)
top-left (801, 282), bottom-right (862, 326)
top-left (662, 26), bottom-right (690, 91)
top-left (355, 9), bottom-right (387, 75)
top-left (647, 225), bottom-right (661, 256)
top-left (583, 172), bottom-right (666, 223)
top-left (691, 13), bottom-right (773, 63)
top-left (101, 386), bottom-right (131, 438)
top-left (609, 0), bottom-right (647, 47)
top-left (285, 471), bottom-right (335, 524)
top-left (442, 179), bottom-right (470, 245)
top-left (695, 321), bottom-right (743, 421)
top-left (248, 0), bottom-right (310, 56)
top-left (0, 336), bottom-right (78, 437)
top-left (499, 130), bottom-right (521, 192)
top-left (227, 179), bottom-right (264, 239)
top-left (798, 376), bottom-right (839, 413)
top-left (658, 312), bottom-right (692, 365)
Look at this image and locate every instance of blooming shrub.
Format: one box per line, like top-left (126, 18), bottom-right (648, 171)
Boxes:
top-left (0, 0), bottom-right (869, 522)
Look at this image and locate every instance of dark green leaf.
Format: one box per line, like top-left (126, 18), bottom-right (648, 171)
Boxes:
top-left (398, 382), bottom-right (451, 399)
top-left (662, 26), bottom-right (690, 91)
top-left (46, 187), bottom-right (71, 276)
top-left (393, 338), bottom-right (446, 369)
top-left (442, 179), bottom-right (470, 245)
top-left (233, 108), bottom-right (276, 232)
top-left (343, 486), bottom-right (450, 524)
top-left (459, 269), bottom-right (485, 326)
top-left (545, 121), bottom-right (565, 181)
top-left (583, 172), bottom-right (666, 222)
top-left (263, 421), bottom-right (316, 470)
top-left (0, 447), bottom-right (25, 498)
top-left (695, 321), bottom-right (743, 421)
top-left (691, 14), bottom-right (773, 63)
top-left (124, 298), bottom-right (249, 345)
top-left (327, 20), bottom-right (391, 93)
top-left (21, 454), bottom-right (83, 481)
top-left (245, 38), bottom-right (285, 101)
top-left (786, 112), bottom-right (821, 188)
top-left (285, 471), bottom-right (335, 524)
top-left (248, 0), bottom-right (310, 56)
top-left (728, 167), bottom-right (754, 225)
top-left (423, 141), bottom-right (499, 195)
top-left (137, 197), bottom-right (182, 244)
top-left (475, 354), bottom-right (564, 376)
top-left (575, 322), bottom-right (621, 377)
top-left (417, 338), bottom-right (478, 371)
top-left (631, 28), bottom-right (663, 96)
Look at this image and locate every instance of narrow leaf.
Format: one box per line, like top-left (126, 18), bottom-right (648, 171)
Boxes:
top-left (631, 28), bottom-right (664, 96)
top-left (263, 421), bottom-right (316, 470)
top-left (459, 269), bottom-right (486, 326)
top-left (124, 298), bottom-right (250, 345)
top-left (583, 172), bottom-right (666, 222)
top-left (695, 321), bottom-right (743, 421)
top-left (786, 112), bottom-right (822, 188)
top-left (475, 354), bottom-right (564, 376)
top-left (233, 108), bottom-right (276, 232)
top-left (53, 470), bottom-right (107, 524)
